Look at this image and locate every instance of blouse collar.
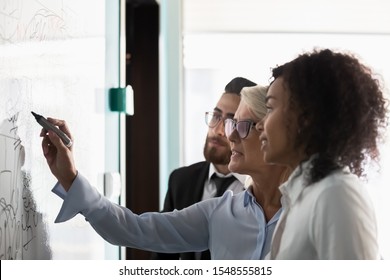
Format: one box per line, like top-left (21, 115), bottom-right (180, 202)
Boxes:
top-left (279, 156), bottom-right (314, 208)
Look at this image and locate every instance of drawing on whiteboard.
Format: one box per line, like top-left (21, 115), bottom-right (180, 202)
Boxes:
top-left (1, 0), bottom-right (108, 259)
top-left (0, 114), bottom-right (51, 259)
top-left (0, 0), bottom-right (70, 43)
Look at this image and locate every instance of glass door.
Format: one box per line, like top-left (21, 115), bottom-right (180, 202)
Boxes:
top-left (0, 0), bottom-right (123, 259)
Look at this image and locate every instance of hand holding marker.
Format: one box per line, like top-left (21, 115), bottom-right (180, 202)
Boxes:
top-left (31, 111), bottom-right (73, 148)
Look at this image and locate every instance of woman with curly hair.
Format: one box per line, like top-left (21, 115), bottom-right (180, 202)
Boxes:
top-left (258, 48), bottom-right (388, 259)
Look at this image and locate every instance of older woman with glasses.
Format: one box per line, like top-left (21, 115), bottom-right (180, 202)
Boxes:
top-left (226, 86), bottom-right (290, 244)
top-left (39, 85), bottom-right (289, 259)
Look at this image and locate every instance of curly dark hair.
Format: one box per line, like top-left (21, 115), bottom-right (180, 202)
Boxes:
top-left (272, 48), bottom-right (388, 184)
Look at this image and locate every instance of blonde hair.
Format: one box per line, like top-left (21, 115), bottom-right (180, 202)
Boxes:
top-left (240, 85), bottom-right (292, 185)
top-left (240, 85), bottom-right (268, 119)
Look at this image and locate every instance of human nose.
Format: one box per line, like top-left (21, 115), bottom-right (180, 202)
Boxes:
top-left (226, 122), bottom-right (240, 142)
top-left (213, 118), bottom-right (225, 136)
top-left (256, 119), bottom-right (264, 132)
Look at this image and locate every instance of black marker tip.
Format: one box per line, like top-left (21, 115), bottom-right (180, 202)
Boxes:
top-left (31, 111), bottom-right (39, 118)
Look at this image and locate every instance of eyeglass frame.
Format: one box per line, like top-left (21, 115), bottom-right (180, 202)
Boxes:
top-left (205, 111), bottom-right (233, 128)
top-left (224, 118), bottom-right (257, 139)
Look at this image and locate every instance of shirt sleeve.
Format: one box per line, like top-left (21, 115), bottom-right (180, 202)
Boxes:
top-left (52, 173), bottom-right (215, 253)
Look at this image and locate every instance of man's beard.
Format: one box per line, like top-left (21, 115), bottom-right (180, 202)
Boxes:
top-left (203, 137), bottom-right (232, 165)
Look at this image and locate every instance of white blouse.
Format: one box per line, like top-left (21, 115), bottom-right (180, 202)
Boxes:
top-left (270, 158), bottom-right (380, 259)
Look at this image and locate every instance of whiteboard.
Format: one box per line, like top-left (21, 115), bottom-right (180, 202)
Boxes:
top-left (0, 0), bottom-right (117, 259)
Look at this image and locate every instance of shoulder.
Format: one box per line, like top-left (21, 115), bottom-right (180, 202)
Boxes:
top-left (216, 189), bottom-right (248, 207)
top-left (166, 161), bottom-right (210, 195)
top-left (203, 190), bottom-right (250, 221)
top-left (307, 169), bottom-right (373, 212)
top-left (314, 169), bottom-right (365, 196)
top-left (170, 161), bottom-right (209, 178)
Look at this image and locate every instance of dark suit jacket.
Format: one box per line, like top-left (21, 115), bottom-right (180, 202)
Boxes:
top-left (153, 161), bottom-right (211, 260)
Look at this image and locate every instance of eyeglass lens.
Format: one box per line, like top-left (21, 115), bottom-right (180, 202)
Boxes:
top-left (224, 119), bottom-right (253, 139)
top-left (205, 112), bottom-right (221, 128)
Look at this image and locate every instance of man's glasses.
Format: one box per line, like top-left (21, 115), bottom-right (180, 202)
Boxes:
top-left (205, 112), bottom-right (229, 128)
top-left (224, 118), bottom-right (256, 139)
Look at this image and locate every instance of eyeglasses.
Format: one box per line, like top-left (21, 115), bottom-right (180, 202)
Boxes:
top-left (224, 118), bottom-right (256, 139)
top-left (205, 112), bottom-right (229, 128)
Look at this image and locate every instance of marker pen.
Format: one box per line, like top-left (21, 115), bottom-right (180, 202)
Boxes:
top-left (31, 111), bottom-right (73, 148)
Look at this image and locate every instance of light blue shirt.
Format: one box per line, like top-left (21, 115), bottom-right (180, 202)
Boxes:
top-left (53, 173), bottom-right (281, 259)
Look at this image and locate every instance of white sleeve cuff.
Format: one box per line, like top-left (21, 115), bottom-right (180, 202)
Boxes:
top-left (53, 173), bottom-right (104, 223)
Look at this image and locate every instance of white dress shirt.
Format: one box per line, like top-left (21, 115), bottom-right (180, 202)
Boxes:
top-left (201, 164), bottom-right (247, 200)
top-left (270, 158), bottom-right (380, 259)
top-left (53, 172), bottom-right (280, 259)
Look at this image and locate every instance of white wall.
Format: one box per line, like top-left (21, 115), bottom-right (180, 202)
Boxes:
top-left (184, 0), bottom-right (390, 33)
